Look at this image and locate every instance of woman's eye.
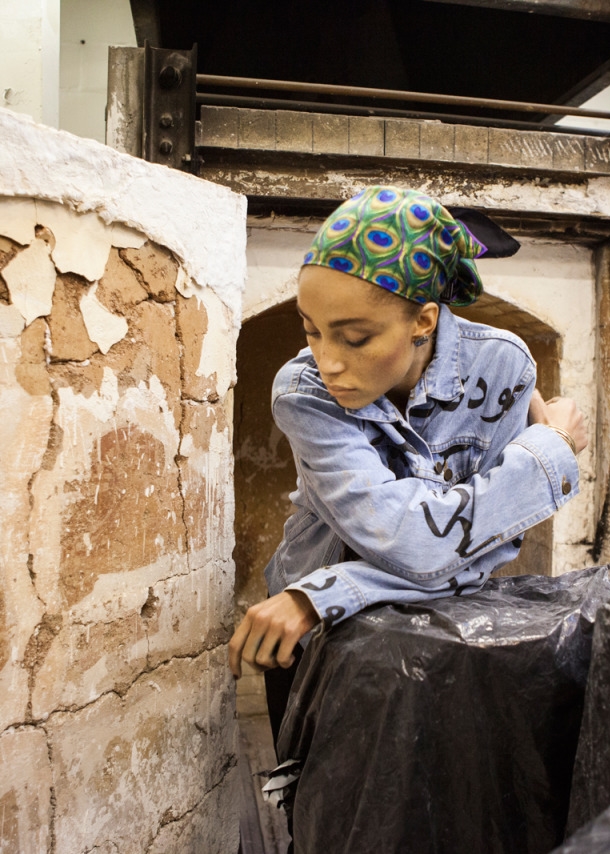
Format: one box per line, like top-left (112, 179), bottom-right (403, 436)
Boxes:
top-left (346, 336), bottom-right (370, 348)
top-left (303, 327), bottom-right (320, 338)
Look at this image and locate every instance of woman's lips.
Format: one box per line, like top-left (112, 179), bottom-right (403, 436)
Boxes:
top-left (326, 384), bottom-right (356, 395)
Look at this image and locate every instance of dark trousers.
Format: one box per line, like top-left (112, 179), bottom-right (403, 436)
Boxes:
top-left (264, 642), bottom-right (304, 754)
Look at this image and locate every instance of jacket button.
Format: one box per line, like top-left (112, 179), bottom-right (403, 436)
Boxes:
top-left (444, 469), bottom-right (453, 481)
top-left (562, 477), bottom-right (571, 495)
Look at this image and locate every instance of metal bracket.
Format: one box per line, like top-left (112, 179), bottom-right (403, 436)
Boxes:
top-left (143, 43), bottom-right (197, 172)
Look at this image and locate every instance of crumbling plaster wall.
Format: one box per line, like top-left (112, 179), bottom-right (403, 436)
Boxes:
top-left (0, 109), bottom-right (246, 853)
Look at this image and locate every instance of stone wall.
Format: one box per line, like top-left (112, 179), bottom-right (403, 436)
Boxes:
top-left (0, 109), bottom-right (246, 853)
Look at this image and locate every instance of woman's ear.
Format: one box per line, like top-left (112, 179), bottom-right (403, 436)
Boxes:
top-left (414, 302), bottom-right (439, 338)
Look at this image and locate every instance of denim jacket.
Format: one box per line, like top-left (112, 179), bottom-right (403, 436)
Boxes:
top-left (264, 305), bottom-right (580, 629)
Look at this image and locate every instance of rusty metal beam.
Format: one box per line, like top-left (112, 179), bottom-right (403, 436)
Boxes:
top-left (197, 74), bottom-right (610, 122)
top-left (420, 0), bottom-right (610, 21)
top-left (143, 44), bottom-right (197, 171)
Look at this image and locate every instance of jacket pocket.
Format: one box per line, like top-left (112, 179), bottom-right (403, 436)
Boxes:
top-left (425, 439), bottom-right (487, 489)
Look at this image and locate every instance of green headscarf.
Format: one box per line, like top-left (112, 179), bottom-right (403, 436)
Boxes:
top-left (302, 186), bottom-right (487, 307)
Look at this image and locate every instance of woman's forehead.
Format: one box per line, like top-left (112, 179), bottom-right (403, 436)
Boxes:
top-left (298, 266), bottom-right (397, 324)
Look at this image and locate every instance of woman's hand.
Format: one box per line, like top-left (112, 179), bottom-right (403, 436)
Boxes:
top-left (528, 390), bottom-right (588, 454)
top-left (229, 590), bottom-right (321, 679)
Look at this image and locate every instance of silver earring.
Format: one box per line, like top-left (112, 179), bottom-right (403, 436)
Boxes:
top-left (414, 335), bottom-right (429, 348)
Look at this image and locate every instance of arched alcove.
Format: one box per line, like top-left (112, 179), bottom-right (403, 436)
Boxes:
top-left (233, 292), bottom-right (561, 625)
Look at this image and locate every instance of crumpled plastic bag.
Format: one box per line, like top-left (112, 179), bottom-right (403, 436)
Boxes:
top-left (277, 566), bottom-right (610, 854)
top-left (565, 602), bottom-right (610, 840)
top-left (550, 805), bottom-right (610, 854)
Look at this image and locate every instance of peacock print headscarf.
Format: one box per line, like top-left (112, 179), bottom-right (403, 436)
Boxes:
top-left (302, 186), bottom-right (488, 307)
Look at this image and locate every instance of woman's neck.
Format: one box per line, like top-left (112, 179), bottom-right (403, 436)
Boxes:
top-left (387, 334), bottom-right (436, 414)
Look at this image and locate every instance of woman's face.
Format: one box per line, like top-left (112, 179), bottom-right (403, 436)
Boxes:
top-left (297, 266), bottom-right (438, 410)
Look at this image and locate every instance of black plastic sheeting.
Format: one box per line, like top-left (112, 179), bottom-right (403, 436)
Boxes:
top-left (565, 602), bottom-right (610, 838)
top-left (277, 566), bottom-right (610, 854)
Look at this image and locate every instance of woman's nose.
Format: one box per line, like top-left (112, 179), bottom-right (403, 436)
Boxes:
top-left (315, 341), bottom-right (346, 375)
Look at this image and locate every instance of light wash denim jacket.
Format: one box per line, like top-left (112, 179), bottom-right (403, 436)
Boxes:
top-left (264, 305), bottom-right (580, 629)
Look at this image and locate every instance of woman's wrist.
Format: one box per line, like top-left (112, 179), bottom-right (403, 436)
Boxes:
top-left (547, 425), bottom-right (577, 455)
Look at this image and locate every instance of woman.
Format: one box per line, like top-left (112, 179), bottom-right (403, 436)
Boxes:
top-left (229, 186), bottom-right (586, 719)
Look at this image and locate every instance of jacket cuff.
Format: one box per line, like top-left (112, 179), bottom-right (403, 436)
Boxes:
top-left (285, 567), bottom-right (367, 629)
top-left (512, 423), bottom-right (580, 509)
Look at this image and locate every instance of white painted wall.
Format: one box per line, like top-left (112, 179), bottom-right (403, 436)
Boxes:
top-left (0, 0), bottom-right (60, 126)
top-left (60, 0), bottom-right (136, 143)
top-left (0, 0), bottom-right (135, 141)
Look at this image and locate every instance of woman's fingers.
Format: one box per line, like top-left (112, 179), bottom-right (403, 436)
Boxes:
top-left (229, 590), bottom-right (320, 678)
top-left (228, 613), bottom-right (253, 679)
top-left (528, 390), bottom-right (588, 455)
top-left (544, 397), bottom-right (588, 454)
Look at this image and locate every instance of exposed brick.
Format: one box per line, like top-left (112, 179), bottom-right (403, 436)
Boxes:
top-left (97, 247), bottom-right (148, 313)
top-left (552, 134), bottom-right (585, 172)
top-left (48, 273), bottom-right (98, 362)
top-left (420, 122), bottom-right (455, 162)
top-left (15, 317), bottom-right (51, 395)
top-left (276, 111), bottom-right (313, 152)
top-left (384, 119), bottom-right (420, 159)
top-left (197, 106), bottom-right (239, 149)
top-left (454, 125), bottom-right (488, 164)
top-left (59, 423), bottom-right (185, 608)
top-left (585, 137), bottom-right (610, 174)
top-left (130, 300), bottom-right (182, 426)
top-left (348, 116), bottom-right (384, 157)
top-left (0, 235), bottom-right (20, 276)
top-left (239, 109), bottom-right (276, 150)
top-left (120, 241), bottom-right (179, 302)
top-left (313, 114), bottom-right (349, 154)
top-left (176, 293), bottom-right (209, 400)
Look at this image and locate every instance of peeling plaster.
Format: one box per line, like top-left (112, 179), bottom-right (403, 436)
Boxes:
top-left (0, 196), bottom-right (147, 287)
top-left (0, 109), bottom-right (247, 317)
top-left (36, 200), bottom-right (143, 282)
top-left (195, 290), bottom-right (235, 399)
top-left (80, 282), bottom-right (128, 354)
top-left (0, 113), bottom-right (241, 853)
top-left (0, 197), bottom-right (36, 245)
top-left (0, 302), bottom-right (25, 337)
top-left (4, 237), bottom-right (56, 325)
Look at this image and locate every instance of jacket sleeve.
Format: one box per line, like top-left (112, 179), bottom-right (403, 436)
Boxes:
top-left (273, 375), bottom-right (579, 622)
